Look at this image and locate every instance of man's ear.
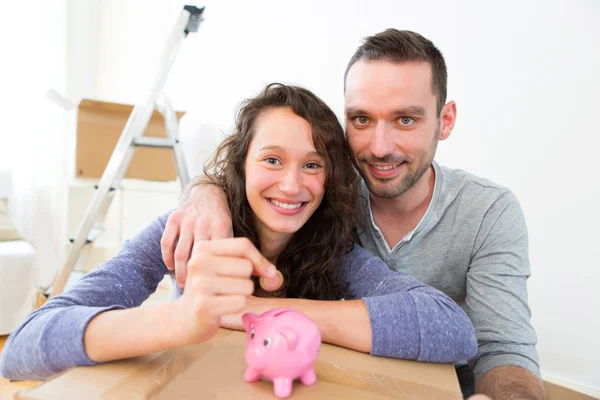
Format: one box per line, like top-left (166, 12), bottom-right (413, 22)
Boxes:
top-left (439, 101), bottom-right (457, 141)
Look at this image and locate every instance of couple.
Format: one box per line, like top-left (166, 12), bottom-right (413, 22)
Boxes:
top-left (1, 29), bottom-right (544, 399)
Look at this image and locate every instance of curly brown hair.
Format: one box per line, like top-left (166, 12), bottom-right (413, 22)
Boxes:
top-left (203, 83), bottom-right (360, 300)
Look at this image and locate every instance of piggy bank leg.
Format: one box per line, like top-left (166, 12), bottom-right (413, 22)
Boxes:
top-left (273, 377), bottom-right (293, 398)
top-left (243, 367), bottom-right (261, 382)
top-left (300, 368), bottom-right (317, 386)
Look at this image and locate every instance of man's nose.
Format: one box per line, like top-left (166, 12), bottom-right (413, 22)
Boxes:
top-left (369, 123), bottom-right (395, 159)
top-left (279, 168), bottom-right (301, 196)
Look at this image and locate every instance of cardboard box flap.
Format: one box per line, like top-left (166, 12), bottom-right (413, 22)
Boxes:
top-left (75, 99), bottom-right (185, 182)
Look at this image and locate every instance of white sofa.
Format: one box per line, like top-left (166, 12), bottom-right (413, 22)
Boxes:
top-left (0, 169), bottom-right (37, 335)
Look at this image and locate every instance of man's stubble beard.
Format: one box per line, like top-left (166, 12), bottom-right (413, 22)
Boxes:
top-left (350, 124), bottom-right (441, 199)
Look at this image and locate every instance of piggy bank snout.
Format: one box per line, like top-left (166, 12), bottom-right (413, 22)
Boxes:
top-left (245, 344), bottom-right (267, 370)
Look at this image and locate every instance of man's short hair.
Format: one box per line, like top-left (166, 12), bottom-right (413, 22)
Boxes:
top-left (344, 29), bottom-right (448, 114)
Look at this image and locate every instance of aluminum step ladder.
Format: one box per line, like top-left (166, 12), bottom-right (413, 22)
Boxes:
top-left (47, 5), bottom-right (205, 298)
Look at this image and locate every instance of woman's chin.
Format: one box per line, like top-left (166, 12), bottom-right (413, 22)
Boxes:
top-left (265, 222), bottom-right (303, 235)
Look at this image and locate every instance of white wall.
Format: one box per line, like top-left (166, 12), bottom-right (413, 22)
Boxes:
top-left (1, 1), bottom-right (70, 289)
top-left (80, 0), bottom-right (600, 393)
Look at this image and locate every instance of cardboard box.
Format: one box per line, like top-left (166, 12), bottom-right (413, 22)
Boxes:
top-left (15, 329), bottom-right (462, 399)
top-left (76, 99), bottom-right (185, 182)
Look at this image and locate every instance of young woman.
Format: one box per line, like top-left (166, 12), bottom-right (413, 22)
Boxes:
top-left (0, 84), bottom-right (476, 381)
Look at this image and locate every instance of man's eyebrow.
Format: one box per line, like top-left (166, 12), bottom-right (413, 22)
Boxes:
top-left (345, 107), bottom-right (367, 115)
top-left (392, 106), bottom-right (427, 117)
top-left (345, 106), bottom-right (427, 117)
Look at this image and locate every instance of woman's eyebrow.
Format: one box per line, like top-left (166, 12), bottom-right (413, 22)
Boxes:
top-left (259, 145), bottom-right (321, 158)
top-left (259, 145), bottom-right (283, 151)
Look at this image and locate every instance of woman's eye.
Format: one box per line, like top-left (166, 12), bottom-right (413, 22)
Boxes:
top-left (355, 116), bottom-right (369, 125)
top-left (265, 157), bottom-right (280, 165)
top-left (305, 162), bottom-right (322, 169)
top-left (399, 117), bottom-right (414, 125)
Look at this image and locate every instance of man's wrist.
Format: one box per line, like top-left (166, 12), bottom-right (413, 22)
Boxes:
top-left (179, 175), bottom-right (216, 204)
top-left (475, 366), bottom-right (547, 400)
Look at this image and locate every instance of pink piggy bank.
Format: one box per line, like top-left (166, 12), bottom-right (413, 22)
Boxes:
top-left (242, 308), bottom-right (321, 398)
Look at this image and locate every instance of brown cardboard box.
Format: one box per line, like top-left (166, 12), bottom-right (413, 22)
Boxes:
top-left (15, 329), bottom-right (462, 399)
top-left (75, 99), bottom-right (185, 182)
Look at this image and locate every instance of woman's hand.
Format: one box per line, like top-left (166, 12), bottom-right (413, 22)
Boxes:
top-left (219, 296), bottom-right (270, 331)
top-left (172, 238), bottom-right (279, 344)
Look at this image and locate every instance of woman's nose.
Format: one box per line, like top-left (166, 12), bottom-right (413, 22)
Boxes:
top-left (279, 168), bottom-right (301, 196)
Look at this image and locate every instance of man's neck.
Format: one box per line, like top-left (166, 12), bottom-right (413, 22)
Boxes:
top-left (369, 165), bottom-right (436, 248)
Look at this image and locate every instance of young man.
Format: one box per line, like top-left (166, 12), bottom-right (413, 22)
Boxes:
top-left (161, 30), bottom-right (546, 399)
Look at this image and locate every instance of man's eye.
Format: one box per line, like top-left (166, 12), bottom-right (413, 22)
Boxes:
top-left (399, 117), bottom-right (414, 125)
top-left (354, 116), bottom-right (369, 125)
top-left (265, 157), bottom-right (281, 165)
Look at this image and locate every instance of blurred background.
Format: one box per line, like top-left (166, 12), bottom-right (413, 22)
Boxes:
top-left (0, 0), bottom-right (598, 396)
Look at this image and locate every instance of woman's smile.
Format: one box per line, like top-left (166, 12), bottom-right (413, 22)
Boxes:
top-left (266, 197), bottom-right (308, 215)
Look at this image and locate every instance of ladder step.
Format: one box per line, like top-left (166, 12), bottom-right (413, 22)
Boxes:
top-left (69, 227), bottom-right (105, 244)
top-left (132, 137), bottom-right (176, 148)
top-left (94, 185), bottom-right (117, 192)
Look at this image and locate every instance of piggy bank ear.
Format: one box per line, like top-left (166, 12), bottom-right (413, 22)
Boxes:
top-left (242, 313), bottom-right (258, 332)
top-left (278, 327), bottom-right (299, 350)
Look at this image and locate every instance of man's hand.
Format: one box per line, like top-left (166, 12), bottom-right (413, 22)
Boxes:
top-left (173, 238), bottom-right (279, 344)
top-left (161, 177), bottom-right (233, 288)
top-left (475, 366), bottom-right (547, 400)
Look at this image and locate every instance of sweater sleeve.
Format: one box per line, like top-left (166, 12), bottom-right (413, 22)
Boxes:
top-left (467, 192), bottom-right (540, 381)
top-left (0, 211), bottom-right (173, 381)
top-left (341, 244), bottom-right (477, 363)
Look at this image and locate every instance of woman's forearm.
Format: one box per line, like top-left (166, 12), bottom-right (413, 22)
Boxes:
top-left (250, 297), bottom-right (372, 353)
top-left (247, 291), bottom-right (476, 363)
top-left (84, 302), bottom-right (185, 362)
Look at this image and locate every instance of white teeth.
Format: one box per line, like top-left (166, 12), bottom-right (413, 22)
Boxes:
top-left (372, 164), bottom-right (399, 171)
top-left (270, 199), bottom-right (303, 210)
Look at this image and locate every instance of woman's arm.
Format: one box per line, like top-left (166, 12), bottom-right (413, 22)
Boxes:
top-left (341, 244), bottom-right (477, 362)
top-left (226, 296), bottom-right (373, 353)
top-left (0, 213), bottom-right (174, 381)
top-left (224, 245), bottom-right (477, 363)
top-left (84, 238), bottom-right (274, 364)
top-left (0, 212), bottom-right (274, 382)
